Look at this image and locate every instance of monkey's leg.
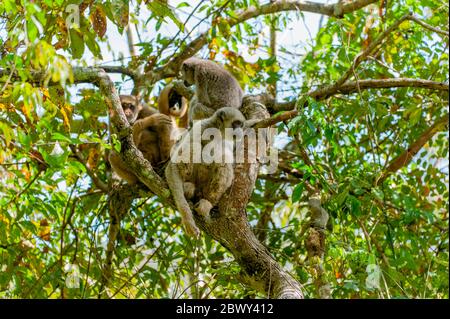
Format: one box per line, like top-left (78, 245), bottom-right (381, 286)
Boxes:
top-left (184, 182), bottom-right (195, 199)
top-left (156, 121), bottom-right (174, 164)
top-left (165, 164), bottom-right (200, 237)
top-left (108, 152), bottom-right (138, 184)
top-left (194, 164), bottom-right (233, 218)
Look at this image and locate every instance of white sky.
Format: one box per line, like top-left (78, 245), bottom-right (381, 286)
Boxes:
top-left (83, 0), bottom-right (327, 97)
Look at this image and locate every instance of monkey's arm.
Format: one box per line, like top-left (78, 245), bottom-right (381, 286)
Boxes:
top-left (165, 164), bottom-right (200, 237)
top-left (189, 98), bottom-right (215, 123)
top-left (195, 70), bottom-right (211, 106)
top-left (155, 119), bottom-right (174, 164)
top-left (132, 114), bottom-right (173, 144)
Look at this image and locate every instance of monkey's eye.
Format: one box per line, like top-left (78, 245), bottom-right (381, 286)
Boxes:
top-left (232, 120), bottom-right (243, 129)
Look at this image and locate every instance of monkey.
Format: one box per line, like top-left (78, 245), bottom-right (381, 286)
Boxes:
top-left (108, 95), bottom-right (174, 184)
top-left (157, 82), bottom-right (189, 128)
top-left (165, 107), bottom-right (246, 237)
top-left (180, 57), bottom-right (244, 124)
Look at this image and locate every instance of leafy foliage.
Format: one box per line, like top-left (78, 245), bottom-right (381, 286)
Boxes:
top-left (0, 0), bottom-right (448, 298)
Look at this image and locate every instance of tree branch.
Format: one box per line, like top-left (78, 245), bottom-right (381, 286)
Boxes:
top-left (319, 12), bottom-right (413, 98)
top-left (253, 110), bottom-right (299, 128)
top-left (407, 15), bottom-right (449, 37)
top-left (309, 78), bottom-right (449, 100)
top-left (264, 77), bottom-right (449, 116)
top-left (377, 113), bottom-right (449, 185)
top-left (69, 144), bottom-right (108, 192)
top-left (99, 66), bottom-right (137, 79)
top-left (150, 0), bottom-right (378, 80)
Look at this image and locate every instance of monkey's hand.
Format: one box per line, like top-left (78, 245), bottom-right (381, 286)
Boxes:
top-left (134, 114), bottom-right (172, 131)
top-left (154, 114), bottom-right (173, 128)
top-left (184, 182), bottom-right (196, 199)
top-left (194, 199), bottom-right (213, 219)
top-left (182, 216), bottom-right (200, 237)
top-left (244, 119), bottom-right (260, 128)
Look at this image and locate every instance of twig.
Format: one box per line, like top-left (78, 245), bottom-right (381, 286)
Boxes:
top-left (377, 113), bottom-right (449, 184)
top-left (69, 144), bottom-right (108, 192)
top-left (407, 15), bottom-right (449, 37)
top-left (151, 0), bottom-right (378, 80)
top-left (309, 13), bottom-right (413, 99)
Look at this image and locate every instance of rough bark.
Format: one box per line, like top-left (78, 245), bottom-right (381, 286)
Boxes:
top-left (193, 97), bottom-right (303, 298)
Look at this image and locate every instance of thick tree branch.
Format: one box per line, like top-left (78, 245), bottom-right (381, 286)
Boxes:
top-left (99, 66), bottom-right (138, 79)
top-left (61, 67), bottom-right (171, 201)
top-left (377, 113), bottom-right (449, 185)
top-left (308, 78), bottom-right (450, 100)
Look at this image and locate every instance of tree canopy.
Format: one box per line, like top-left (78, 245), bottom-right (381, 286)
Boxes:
top-left (0, 0), bottom-right (448, 299)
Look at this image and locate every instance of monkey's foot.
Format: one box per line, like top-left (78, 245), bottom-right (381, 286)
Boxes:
top-left (194, 199), bottom-right (213, 219)
top-left (184, 182), bottom-right (196, 199)
top-left (182, 217), bottom-right (200, 237)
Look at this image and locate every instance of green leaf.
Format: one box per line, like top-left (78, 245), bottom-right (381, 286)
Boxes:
top-left (148, 1), bottom-right (184, 32)
top-left (69, 29), bottom-right (85, 59)
top-left (292, 183), bottom-right (304, 202)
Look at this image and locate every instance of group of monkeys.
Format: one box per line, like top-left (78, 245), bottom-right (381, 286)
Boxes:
top-left (109, 57), bottom-right (248, 237)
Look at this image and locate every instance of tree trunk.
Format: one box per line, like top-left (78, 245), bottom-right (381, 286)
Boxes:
top-left (193, 98), bottom-right (303, 298)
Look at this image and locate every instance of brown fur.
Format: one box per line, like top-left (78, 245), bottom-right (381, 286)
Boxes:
top-left (109, 95), bottom-right (175, 184)
top-left (157, 83), bottom-right (189, 128)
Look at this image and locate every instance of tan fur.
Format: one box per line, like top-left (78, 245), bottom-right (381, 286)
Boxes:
top-left (157, 83), bottom-right (189, 128)
top-left (180, 57), bottom-right (243, 124)
top-left (165, 107), bottom-right (246, 237)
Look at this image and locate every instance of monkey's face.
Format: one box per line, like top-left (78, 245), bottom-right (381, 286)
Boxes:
top-left (180, 63), bottom-right (195, 87)
top-left (119, 95), bottom-right (140, 123)
top-left (122, 103), bottom-right (136, 121)
top-left (121, 102), bottom-right (139, 123)
top-left (168, 90), bottom-right (184, 116)
top-left (169, 103), bottom-right (181, 114)
top-left (216, 107), bottom-right (246, 140)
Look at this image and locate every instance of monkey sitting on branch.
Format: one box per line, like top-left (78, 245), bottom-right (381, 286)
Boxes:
top-left (180, 57), bottom-right (244, 124)
top-left (165, 107), bottom-right (246, 237)
top-left (108, 95), bottom-right (175, 184)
